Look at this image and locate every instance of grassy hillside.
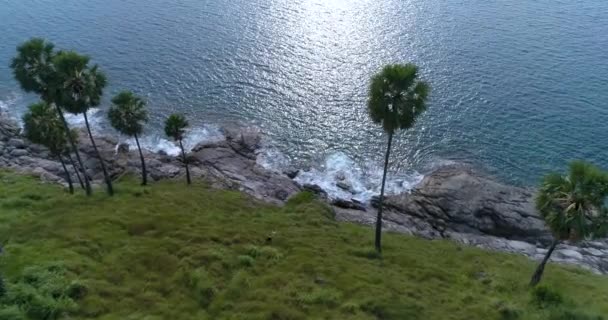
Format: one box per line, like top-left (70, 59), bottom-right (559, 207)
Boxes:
top-left (1, 171), bottom-right (607, 320)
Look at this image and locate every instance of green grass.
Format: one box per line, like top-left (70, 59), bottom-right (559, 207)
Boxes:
top-left (1, 171), bottom-right (608, 319)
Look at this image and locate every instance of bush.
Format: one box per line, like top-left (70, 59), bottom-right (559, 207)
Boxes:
top-left (2, 265), bottom-right (80, 320)
top-left (0, 273), bottom-right (6, 298)
top-left (186, 268), bottom-right (216, 308)
top-left (296, 288), bottom-right (342, 307)
top-left (548, 309), bottom-right (604, 320)
top-left (531, 286), bottom-right (563, 308)
top-left (0, 305), bottom-right (26, 320)
top-left (237, 255), bottom-right (255, 268)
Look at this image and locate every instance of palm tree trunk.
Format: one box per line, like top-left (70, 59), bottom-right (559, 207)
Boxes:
top-left (134, 133), bottom-right (147, 186)
top-left (83, 112), bottom-right (114, 196)
top-left (530, 239), bottom-right (559, 287)
top-left (375, 132), bottom-right (393, 254)
top-left (55, 105), bottom-right (91, 195)
top-left (179, 139), bottom-right (191, 185)
top-left (66, 152), bottom-right (85, 190)
top-left (58, 155), bottom-right (74, 194)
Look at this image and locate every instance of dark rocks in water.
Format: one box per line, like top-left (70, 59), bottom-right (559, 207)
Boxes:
top-left (117, 143), bottom-right (130, 154)
top-left (284, 168), bottom-right (300, 179)
top-left (302, 184), bottom-right (328, 198)
top-left (336, 180), bottom-right (354, 193)
top-left (331, 198), bottom-right (366, 211)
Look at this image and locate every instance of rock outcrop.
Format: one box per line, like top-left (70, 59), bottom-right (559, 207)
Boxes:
top-left (333, 166), bottom-right (608, 274)
top-left (0, 113), bottom-right (299, 204)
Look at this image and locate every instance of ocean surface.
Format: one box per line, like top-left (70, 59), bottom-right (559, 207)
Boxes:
top-left (2, 0), bottom-right (608, 201)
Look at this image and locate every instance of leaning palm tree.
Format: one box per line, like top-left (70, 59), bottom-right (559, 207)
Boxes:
top-left (164, 114), bottom-right (191, 185)
top-left (531, 161), bottom-right (608, 286)
top-left (10, 38), bottom-right (91, 194)
top-left (22, 102), bottom-right (75, 193)
top-left (53, 51), bottom-right (114, 196)
top-left (367, 64), bottom-right (430, 253)
top-left (109, 91), bottom-right (149, 185)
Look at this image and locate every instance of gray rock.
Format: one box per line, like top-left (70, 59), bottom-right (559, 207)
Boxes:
top-left (302, 184), bottom-right (328, 198)
top-left (383, 166), bottom-right (551, 245)
top-left (117, 143), bottom-right (130, 154)
top-left (331, 198), bottom-right (366, 211)
top-left (8, 138), bottom-right (26, 149)
top-left (336, 181), bottom-right (354, 193)
top-left (9, 149), bottom-right (28, 157)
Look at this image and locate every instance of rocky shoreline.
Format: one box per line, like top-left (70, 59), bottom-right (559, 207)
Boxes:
top-left (1, 112), bottom-right (607, 274)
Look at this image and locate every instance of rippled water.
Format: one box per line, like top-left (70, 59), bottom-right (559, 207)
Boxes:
top-left (2, 0), bottom-right (608, 197)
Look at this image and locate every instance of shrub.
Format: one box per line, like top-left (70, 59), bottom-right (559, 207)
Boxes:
top-left (0, 273), bottom-right (6, 297)
top-left (285, 192), bottom-right (316, 207)
top-left (237, 255), bottom-right (255, 268)
top-left (531, 286), bottom-right (563, 308)
top-left (2, 265), bottom-right (80, 320)
top-left (498, 305), bottom-right (522, 320)
top-left (350, 247), bottom-right (382, 260)
top-left (295, 288), bottom-right (342, 307)
top-left (245, 246), bottom-right (283, 262)
top-left (0, 305), bottom-right (26, 320)
top-left (186, 268), bottom-right (216, 308)
top-left (548, 309), bottom-right (604, 320)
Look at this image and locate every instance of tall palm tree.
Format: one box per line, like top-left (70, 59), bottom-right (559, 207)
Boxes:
top-left (22, 102), bottom-right (75, 193)
top-left (10, 38), bottom-right (91, 195)
top-left (367, 64), bottom-right (430, 253)
top-left (164, 114), bottom-right (191, 185)
top-left (109, 91), bottom-right (149, 185)
top-left (53, 51), bottom-right (114, 196)
top-left (531, 161), bottom-right (608, 286)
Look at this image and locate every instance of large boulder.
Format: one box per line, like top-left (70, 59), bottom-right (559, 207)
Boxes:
top-left (191, 128), bottom-right (299, 204)
top-left (383, 166), bottom-right (552, 245)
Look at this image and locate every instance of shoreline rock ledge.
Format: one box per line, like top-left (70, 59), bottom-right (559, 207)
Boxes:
top-left (334, 166), bottom-right (608, 274)
top-left (0, 112), bottom-right (299, 204)
top-left (2, 112), bottom-right (608, 274)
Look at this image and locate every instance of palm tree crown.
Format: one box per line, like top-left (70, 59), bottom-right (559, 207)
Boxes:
top-left (164, 114), bottom-right (189, 141)
top-left (22, 102), bottom-right (67, 155)
top-left (10, 38), bottom-right (57, 102)
top-left (53, 51), bottom-right (107, 115)
top-left (109, 91), bottom-right (148, 136)
top-left (536, 161), bottom-right (608, 241)
top-left (368, 64), bottom-right (430, 134)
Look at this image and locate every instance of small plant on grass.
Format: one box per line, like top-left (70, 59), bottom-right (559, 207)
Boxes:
top-left (164, 113), bottom-right (191, 184)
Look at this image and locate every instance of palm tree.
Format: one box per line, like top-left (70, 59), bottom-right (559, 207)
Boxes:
top-left (10, 38), bottom-right (91, 195)
top-left (109, 91), bottom-right (149, 185)
top-left (367, 64), bottom-right (430, 253)
top-left (164, 114), bottom-right (191, 185)
top-left (531, 161), bottom-right (608, 286)
top-left (22, 102), bottom-right (75, 193)
top-left (53, 51), bottom-right (114, 196)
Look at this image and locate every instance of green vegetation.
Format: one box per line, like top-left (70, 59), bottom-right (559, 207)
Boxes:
top-left (1, 171), bottom-right (608, 319)
top-left (53, 50), bottom-right (112, 196)
top-left (108, 91), bottom-right (149, 186)
top-left (10, 38), bottom-right (91, 195)
top-left (367, 64), bottom-right (430, 253)
top-left (164, 113), bottom-right (191, 185)
top-left (22, 102), bottom-right (75, 194)
top-left (532, 161), bottom-right (608, 286)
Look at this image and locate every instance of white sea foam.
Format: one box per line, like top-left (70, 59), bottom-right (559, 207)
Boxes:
top-left (116, 125), bottom-right (224, 156)
top-left (291, 152), bottom-right (424, 203)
